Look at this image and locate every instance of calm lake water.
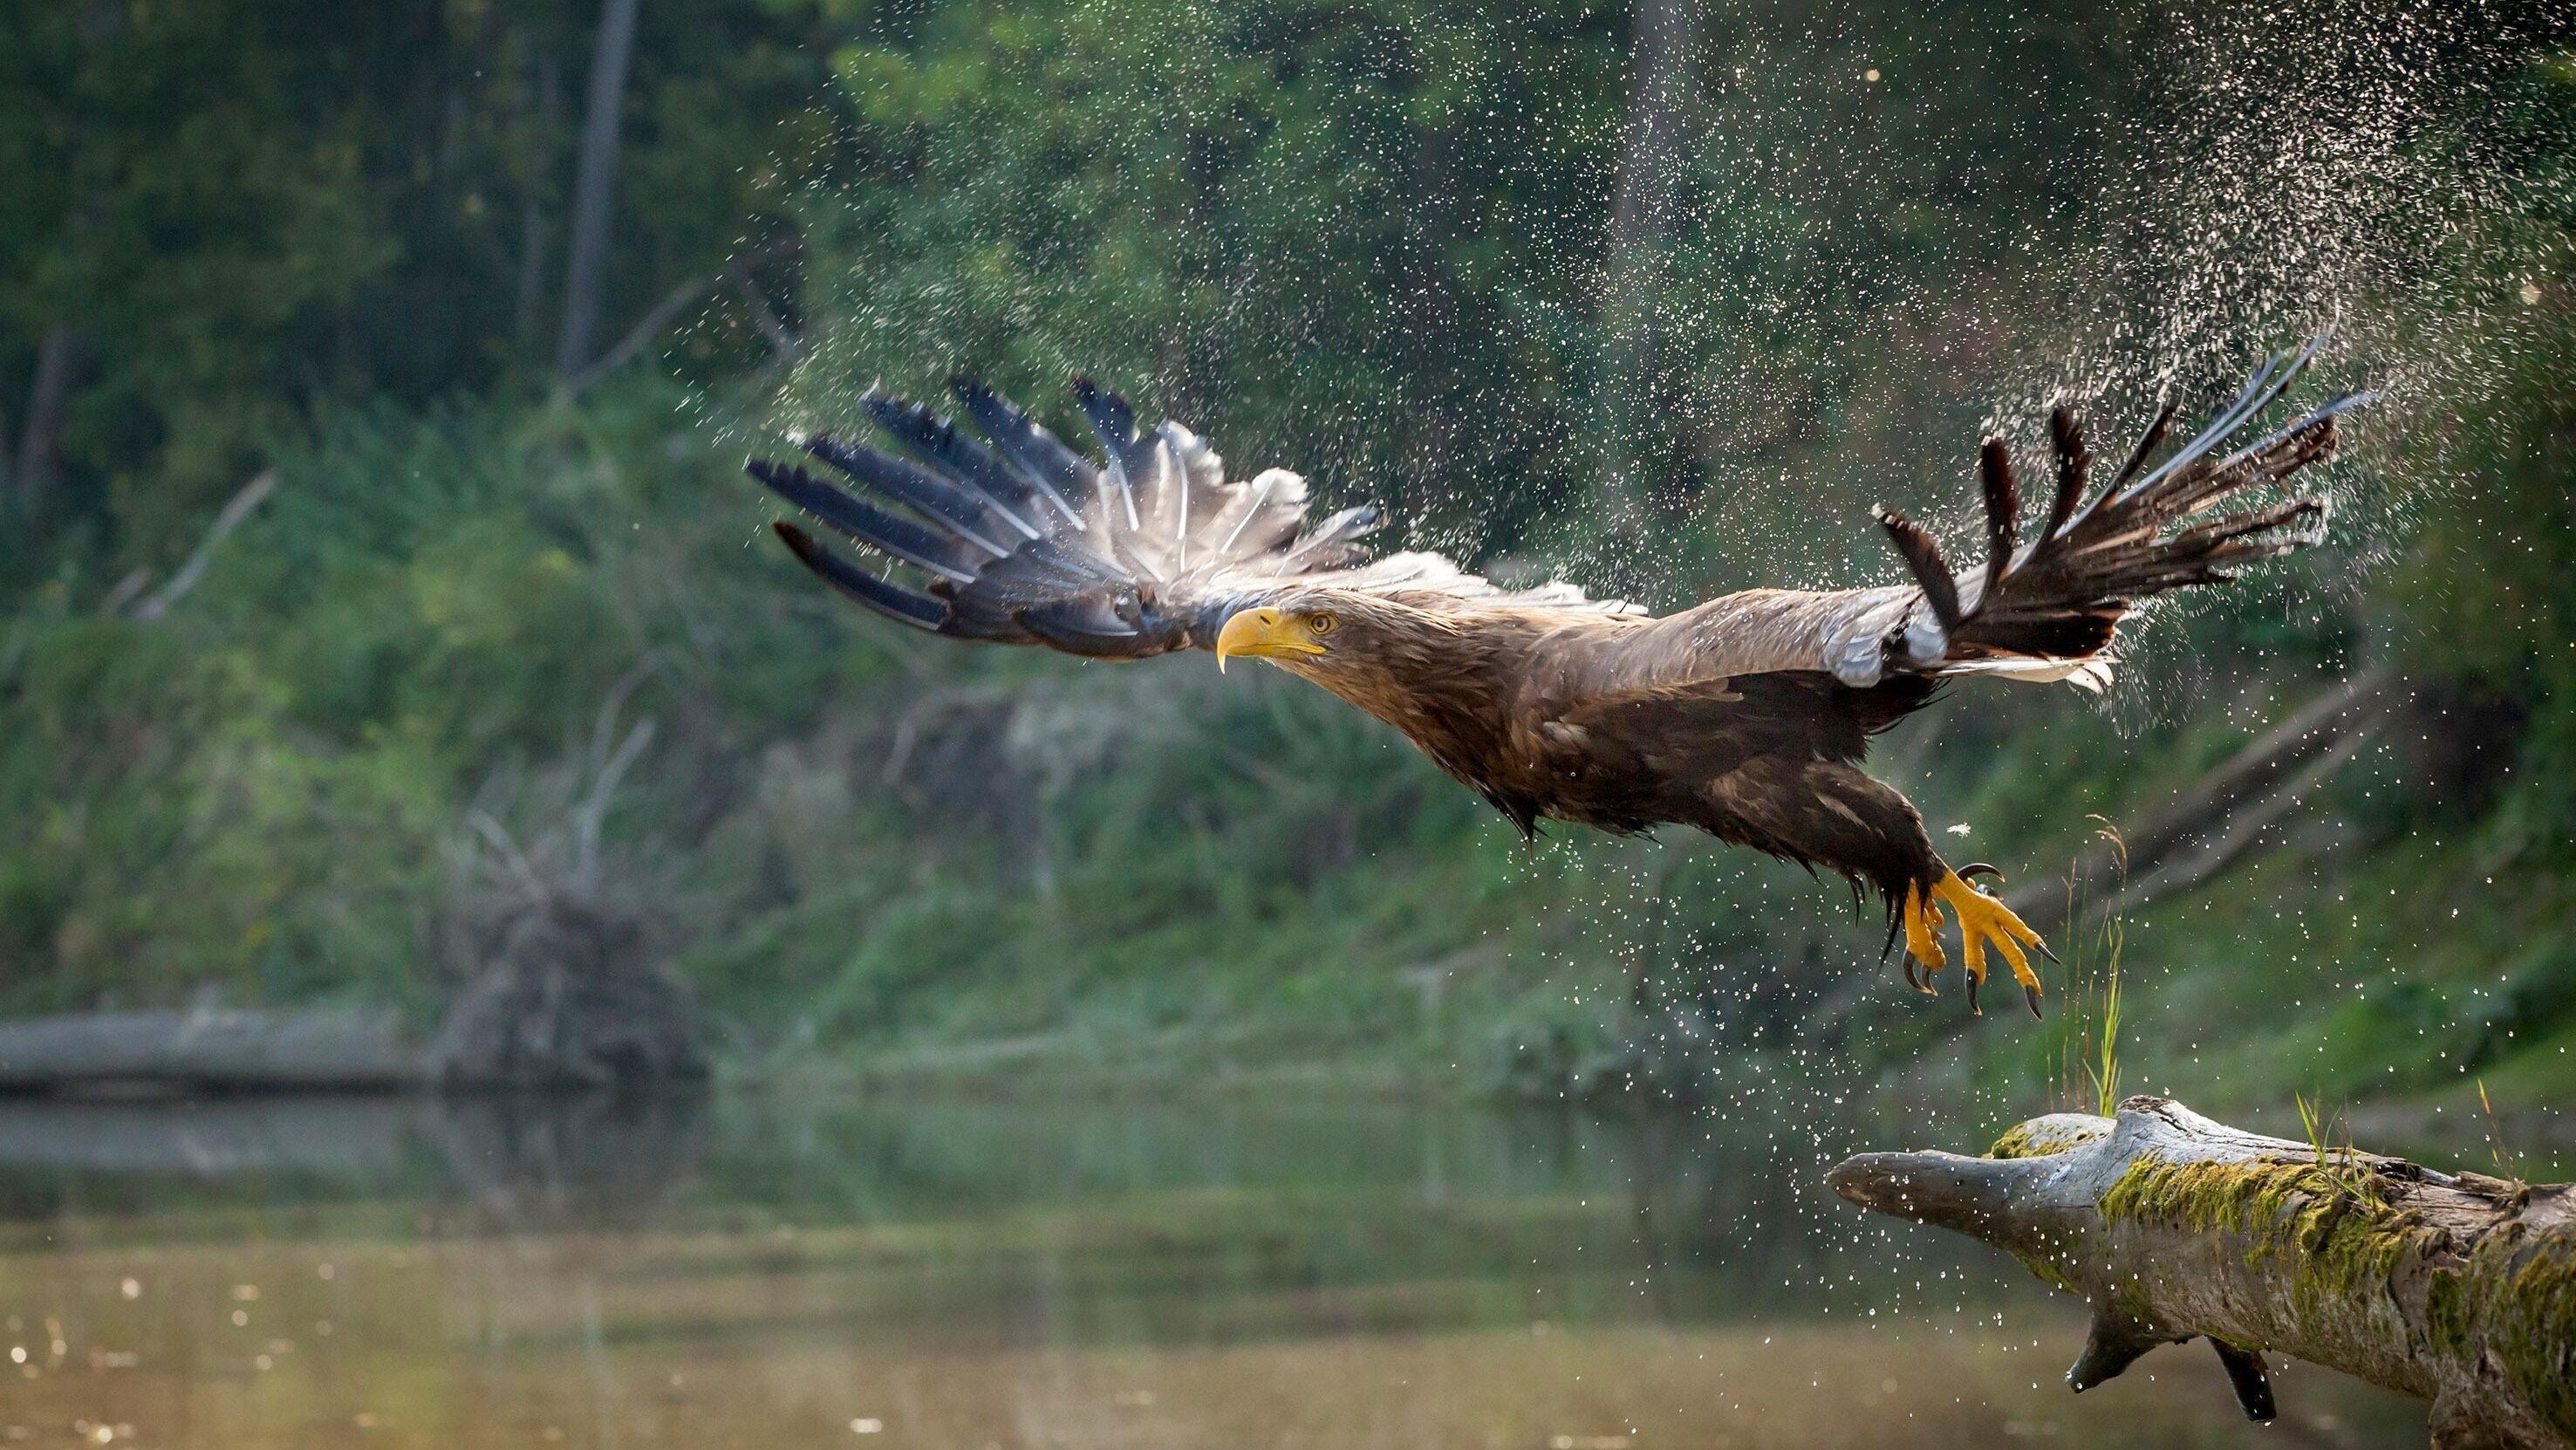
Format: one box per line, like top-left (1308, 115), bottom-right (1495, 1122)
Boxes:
top-left (0, 1091), bottom-right (2425, 1450)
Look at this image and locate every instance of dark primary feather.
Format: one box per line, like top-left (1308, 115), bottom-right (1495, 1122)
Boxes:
top-left (797, 434), bottom-right (1011, 557)
top-left (2110, 333), bottom-right (2328, 506)
top-left (747, 459), bottom-right (984, 584)
top-left (1978, 439), bottom-right (2020, 586)
top-left (857, 391), bottom-right (1046, 539)
top-left (951, 378), bottom-right (1097, 526)
top-left (749, 378), bottom-right (1609, 658)
top-left (1072, 375), bottom-right (1146, 531)
top-left (1884, 332), bottom-right (2367, 671)
top-left (770, 521), bottom-right (946, 631)
top-left (2106, 398), bottom-right (2179, 495)
top-left (1875, 507), bottom-right (1964, 631)
top-left (2042, 407), bottom-right (2087, 543)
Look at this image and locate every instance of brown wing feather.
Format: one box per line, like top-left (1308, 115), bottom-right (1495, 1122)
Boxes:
top-left (1574, 335), bottom-right (2367, 695)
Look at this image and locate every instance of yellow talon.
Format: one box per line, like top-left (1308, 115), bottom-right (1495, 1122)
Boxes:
top-left (1932, 870), bottom-right (2049, 1018)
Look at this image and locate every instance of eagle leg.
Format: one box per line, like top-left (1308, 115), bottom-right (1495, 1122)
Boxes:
top-left (1931, 871), bottom-right (2051, 1018)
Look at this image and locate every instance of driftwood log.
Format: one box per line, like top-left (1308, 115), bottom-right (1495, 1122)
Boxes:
top-left (1828, 1097), bottom-right (2575, 1450)
top-left (0, 1008), bottom-right (421, 1093)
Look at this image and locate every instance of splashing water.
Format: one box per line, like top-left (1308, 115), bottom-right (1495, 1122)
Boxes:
top-left (713, 0), bottom-right (2573, 1152)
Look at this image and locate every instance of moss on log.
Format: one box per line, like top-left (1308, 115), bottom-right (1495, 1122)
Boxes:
top-left (1828, 1097), bottom-right (2575, 1450)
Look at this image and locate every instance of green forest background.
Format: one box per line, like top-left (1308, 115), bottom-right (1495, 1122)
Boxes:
top-left (3, 0), bottom-right (2573, 1124)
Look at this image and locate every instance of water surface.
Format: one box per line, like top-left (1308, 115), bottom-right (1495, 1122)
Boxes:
top-left (0, 1092), bottom-right (2425, 1448)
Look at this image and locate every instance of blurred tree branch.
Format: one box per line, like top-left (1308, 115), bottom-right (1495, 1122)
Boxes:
top-left (560, 238), bottom-right (802, 400)
top-left (116, 468), bottom-right (278, 622)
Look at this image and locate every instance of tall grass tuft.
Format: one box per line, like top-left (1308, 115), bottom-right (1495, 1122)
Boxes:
top-left (2054, 821), bottom-right (2128, 1118)
top-left (2477, 1078), bottom-right (2524, 1188)
top-left (2296, 1091), bottom-right (2374, 1201)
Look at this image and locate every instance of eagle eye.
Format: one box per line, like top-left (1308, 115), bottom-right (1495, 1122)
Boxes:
top-left (1307, 612), bottom-right (1337, 636)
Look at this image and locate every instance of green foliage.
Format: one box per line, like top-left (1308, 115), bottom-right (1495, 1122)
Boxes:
top-left (1, 2), bottom-right (2573, 1118)
top-left (0, 0), bottom-right (848, 562)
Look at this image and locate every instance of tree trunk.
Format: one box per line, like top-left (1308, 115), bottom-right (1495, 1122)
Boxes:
top-left (515, 46), bottom-right (562, 366)
top-left (1606, 0), bottom-right (1697, 324)
top-left (1595, 0), bottom-right (1700, 537)
top-left (553, 0), bottom-right (643, 380)
top-left (1828, 1098), bottom-right (2575, 1449)
top-left (14, 325), bottom-right (81, 513)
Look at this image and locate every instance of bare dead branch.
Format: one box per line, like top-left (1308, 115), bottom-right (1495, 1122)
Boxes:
top-left (97, 566), bottom-right (153, 618)
top-left (558, 237), bottom-right (803, 400)
top-left (2010, 667), bottom-right (2404, 930)
top-left (129, 468), bottom-right (279, 621)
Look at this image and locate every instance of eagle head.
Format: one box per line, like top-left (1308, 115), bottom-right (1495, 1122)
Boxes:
top-left (1212, 590), bottom-right (1445, 675)
top-left (1211, 589), bottom-right (1477, 728)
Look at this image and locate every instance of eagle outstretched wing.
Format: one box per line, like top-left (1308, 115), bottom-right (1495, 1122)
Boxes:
top-left (750, 377), bottom-right (1626, 659)
top-left (755, 339), bottom-right (2364, 695)
top-left (1580, 332), bottom-right (2371, 695)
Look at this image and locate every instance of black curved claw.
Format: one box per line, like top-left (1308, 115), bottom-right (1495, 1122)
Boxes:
top-left (2032, 935), bottom-right (2062, 967)
top-left (1901, 955), bottom-right (1923, 992)
top-left (2026, 984), bottom-right (2046, 1020)
top-left (1958, 862), bottom-right (2006, 885)
top-left (1965, 973), bottom-right (1982, 1016)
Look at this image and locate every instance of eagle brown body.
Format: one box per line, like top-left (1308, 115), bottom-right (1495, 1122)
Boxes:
top-left (751, 338), bottom-right (2367, 1014)
top-left (1247, 592), bottom-right (1943, 901)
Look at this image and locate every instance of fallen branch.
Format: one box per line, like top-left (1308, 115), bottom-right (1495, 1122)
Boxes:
top-left (2121, 667), bottom-right (2402, 869)
top-left (1828, 1098), bottom-right (2574, 1449)
top-left (97, 566), bottom-right (154, 618)
top-left (0, 1008), bottom-right (421, 1093)
top-left (128, 468), bottom-right (279, 621)
top-left (2094, 727), bottom-right (2370, 919)
top-left (2009, 667), bottom-right (2404, 931)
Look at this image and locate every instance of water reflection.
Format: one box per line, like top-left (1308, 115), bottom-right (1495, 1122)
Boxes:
top-left (0, 1091), bottom-right (2424, 1448)
top-left (0, 1093), bottom-right (707, 1224)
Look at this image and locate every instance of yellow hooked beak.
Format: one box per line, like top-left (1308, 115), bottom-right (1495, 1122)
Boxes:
top-left (1214, 607), bottom-right (1328, 673)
